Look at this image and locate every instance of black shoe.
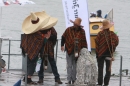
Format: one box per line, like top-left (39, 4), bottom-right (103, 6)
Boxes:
top-left (27, 78), bottom-right (37, 85)
top-left (23, 77), bottom-right (37, 85)
top-left (55, 79), bottom-right (63, 84)
top-left (37, 79), bottom-right (43, 84)
top-left (65, 81), bottom-right (71, 84)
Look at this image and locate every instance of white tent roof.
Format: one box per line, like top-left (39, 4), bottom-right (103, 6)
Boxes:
top-left (0, 0), bottom-right (4, 6)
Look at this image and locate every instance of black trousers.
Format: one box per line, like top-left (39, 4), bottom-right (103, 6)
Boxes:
top-left (27, 56), bottom-right (38, 76)
top-left (97, 56), bottom-right (111, 85)
top-left (38, 55), bottom-right (60, 80)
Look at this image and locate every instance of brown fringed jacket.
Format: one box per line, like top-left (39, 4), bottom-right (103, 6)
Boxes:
top-left (61, 26), bottom-right (88, 55)
top-left (95, 29), bottom-right (119, 58)
top-left (20, 32), bottom-right (45, 60)
top-left (43, 27), bottom-right (57, 58)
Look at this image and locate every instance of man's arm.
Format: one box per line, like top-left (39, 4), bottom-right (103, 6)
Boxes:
top-left (48, 27), bottom-right (57, 46)
top-left (95, 32), bottom-right (101, 58)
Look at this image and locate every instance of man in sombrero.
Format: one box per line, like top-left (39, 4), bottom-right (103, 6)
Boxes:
top-left (95, 19), bottom-right (119, 86)
top-left (20, 11), bottom-right (58, 85)
top-left (61, 18), bottom-right (88, 84)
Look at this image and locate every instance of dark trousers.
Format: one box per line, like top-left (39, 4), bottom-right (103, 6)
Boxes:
top-left (97, 56), bottom-right (111, 85)
top-left (38, 55), bottom-right (60, 80)
top-left (27, 56), bottom-right (38, 76)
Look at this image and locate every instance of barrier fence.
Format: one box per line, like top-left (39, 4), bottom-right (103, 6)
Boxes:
top-left (0, 39), bottom-right (129, 86)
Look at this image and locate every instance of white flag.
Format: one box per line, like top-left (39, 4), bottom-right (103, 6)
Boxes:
top-left (106, 9), bottom-right (113, 22)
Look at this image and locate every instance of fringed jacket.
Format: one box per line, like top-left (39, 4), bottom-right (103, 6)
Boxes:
top-left (20, 32), bottom-right (46, 60)
top-left (95, 29), bottom-right (119, 58)
top-left (61, 26), bottom-right (88, 55)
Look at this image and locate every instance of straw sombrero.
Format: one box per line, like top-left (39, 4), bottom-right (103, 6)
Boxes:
top-left (40, 11), bottom-right (58, 30)
top-left (100, 19), bottom-right (114, 29)
top-left (22, 11), bottom-right (50, 34)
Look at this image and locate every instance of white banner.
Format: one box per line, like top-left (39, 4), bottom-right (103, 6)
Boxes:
top-left (62, 0), bottom-right (91, 51)
top-left (0, 0), bottom-right (4, 6)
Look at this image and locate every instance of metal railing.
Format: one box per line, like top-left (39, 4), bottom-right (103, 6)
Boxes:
top-left (1, 39), bottom-right (60, 71)
top-left (1, 39), bottom-right (60, 86)
top-left (0, 39), bottom-right (129, 86)
top-left (2, 39), bottom-right (21, 71)
top-left (120, 55), bottom-right (123, 86)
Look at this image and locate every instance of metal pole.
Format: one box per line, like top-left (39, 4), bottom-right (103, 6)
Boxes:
top-left (0, 7), bottom-right (2, 37)
top-left (7, 40), bottom-right (11, 72)
top-left (119, 55), bottom-right (123, 86)
top-left (25, 33), bottom-right (28, 86)
top-left (55, 39), bottom-right (58, 64)
top-left (0, 38), bottom-right (2, 74)
top-left (25, 54), bottom-right (27, 86)
top-left (0, 38), bottom-right (2, 56)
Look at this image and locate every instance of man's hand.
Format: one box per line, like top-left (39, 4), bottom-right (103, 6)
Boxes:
top-left (2, 68), bottom-right (6, 72)
top-left (44, 66), bottom-right (47, 70)
top-left (44, 30), bottom-right (51, 39)
top-left (111, 57), bottom-right (115, 61)
top-left (61, 46), bottom-right (64, 52)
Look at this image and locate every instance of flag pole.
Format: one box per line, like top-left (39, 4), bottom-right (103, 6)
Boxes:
top-left (112, 8), bottom-right (113, 22)
top-left (0, 7), bottom-right (2, 37)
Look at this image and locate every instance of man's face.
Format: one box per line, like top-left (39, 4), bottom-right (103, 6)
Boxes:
top-left (74, 23), bottom-right (79, 29)
top-left (46, 30), bottom-right (51, 35)
top-left (44, 30), bottom-right (51, 39)
top-left (40, 28), bottom-right (51, 34)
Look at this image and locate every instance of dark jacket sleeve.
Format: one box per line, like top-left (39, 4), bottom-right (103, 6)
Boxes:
top-left (20, 34), bottom-right (26, 57)
top-left (61, 36), bottom-right (65, 46)
top-left (49, 35), bottom-right (57, 46)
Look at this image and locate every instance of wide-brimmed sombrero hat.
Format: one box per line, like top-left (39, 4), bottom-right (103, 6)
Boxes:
top-left (40, 11), bottom-right (58, 30)
top-left (22, 11), bottom-right (50, 34)
top-left (100, 19), bottom-right (114, 30)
